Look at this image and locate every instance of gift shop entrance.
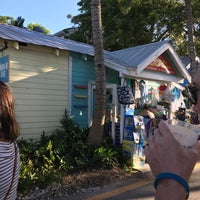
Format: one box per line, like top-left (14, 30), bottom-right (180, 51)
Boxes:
top-left (88, 82), bottom-right (119, 143)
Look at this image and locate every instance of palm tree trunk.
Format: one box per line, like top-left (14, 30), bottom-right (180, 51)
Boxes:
top-left (87, 0), bottom-right (106, 145)
top-left (185, 0), bottom-right (197, 81)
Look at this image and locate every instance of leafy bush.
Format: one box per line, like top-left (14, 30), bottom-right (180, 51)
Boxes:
top-left (17, 110), bottom-right (129, 193)
top-left (93, 146), bottom-right (119, 169)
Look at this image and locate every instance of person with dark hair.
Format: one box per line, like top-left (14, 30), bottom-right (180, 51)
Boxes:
top-left (0, 81), bottom-right (20, 199)
top-left (144, 66), bottom-right (200, 200)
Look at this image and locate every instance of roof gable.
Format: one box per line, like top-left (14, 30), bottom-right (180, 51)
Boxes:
top-left (110, 40), bottom-right (191, 83)
top-left (110, 40), bottom-right (170, 68)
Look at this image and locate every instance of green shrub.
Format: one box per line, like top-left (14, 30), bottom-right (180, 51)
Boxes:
top-left (94, 146), bottom-right (119, 169)
top-left (17, 110), bottom-right (129, 193)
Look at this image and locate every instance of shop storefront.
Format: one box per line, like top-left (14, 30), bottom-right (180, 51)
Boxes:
top-left (111, 40), bottom-right (191, 167)
top-left (120, 78), bottom-right (186, 167)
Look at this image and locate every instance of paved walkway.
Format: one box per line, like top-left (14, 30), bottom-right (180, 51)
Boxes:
top-left (63, 163), bottom-right (153, 200)
top-left (65, 162), bottom-right (200, 200)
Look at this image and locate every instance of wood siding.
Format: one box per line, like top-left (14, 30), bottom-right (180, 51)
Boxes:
top-left (71, 53), bottom-right (95, 127)
top-left (6, 42), bottom-right (69, 139)
top-left (71, 53), bottom-right (121, 128)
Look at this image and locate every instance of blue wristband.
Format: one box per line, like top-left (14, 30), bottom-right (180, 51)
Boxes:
top-left (154, 172), bottom-right (189, 200)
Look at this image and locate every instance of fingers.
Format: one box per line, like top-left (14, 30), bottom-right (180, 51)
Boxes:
top-left (157, 120), bottom-right (172, 137)
top-left (144, 131), bottom-right (155, 157)
top-left (190, 140), bottom-right (200, 158)
top-left (149, 125), bottom-right (164, 146)
top-left (144, 120), bottom-right (200, 180)
top-left (196, 140), bottom-right (200, 152)
top-left (157, 120), bottom-right (179, 144)
top-left (144, 120), bottom-right (178, 151)
top-left (144, 121), bottom-right (175, 157)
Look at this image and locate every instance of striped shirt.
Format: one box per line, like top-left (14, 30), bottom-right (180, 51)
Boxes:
top-left (0, 142), bottom-right (20, 200)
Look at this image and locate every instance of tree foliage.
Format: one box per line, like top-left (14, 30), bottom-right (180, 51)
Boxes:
top-left (0, 16), bottom-right (25, 27)
top-left (27, 23), bottom-right (50, 34)
top-left (0, 16), bottom-right (15, 25)
top-left (68, 0), bottom-right (200, 57)
top-left (13, 16), bottom-right (25, 28)
top-left (0, 15), bottom-right (50, 34)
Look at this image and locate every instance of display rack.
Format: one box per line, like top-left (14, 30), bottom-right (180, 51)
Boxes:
top-left (123, 115), bottom-right (135, 141)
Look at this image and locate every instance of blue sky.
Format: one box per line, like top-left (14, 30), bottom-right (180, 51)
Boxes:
top-left (0, 0), bottom-right (80, 34)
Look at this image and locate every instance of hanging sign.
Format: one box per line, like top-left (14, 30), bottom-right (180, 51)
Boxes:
top-left (0, 55), bottom-right (9, 82)
top-left (146, 55), bottom-right (177, 75)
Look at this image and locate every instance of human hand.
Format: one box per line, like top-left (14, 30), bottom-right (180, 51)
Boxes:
top-left (144, 120), bottom-right (200, 181)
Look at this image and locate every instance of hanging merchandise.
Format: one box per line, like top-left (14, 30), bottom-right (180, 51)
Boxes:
top-left (117, 79), bottom-right (135, 105)
top-left (139, 80), bottom-right (148, 107)
top-left (132, 79), bottom-right (140, 99)
top-left (175, 107), bottom-right (186, 121)
top-left (190, 112), bottom-right (199, 125)
top-left (133, 115), bottom-right (146, 168)
top-left (159, 83), bottom-right (168, 101)
top-left (171, 87), bottom-right (181, 101)
top-left (159, 83), bottom-right (167, 95)
top-left (125, 104), bottom-right (135, 115)
top-left (158, 83), bottom-right (174, 106)
top-left (151, 88), bottom-right (160, 107)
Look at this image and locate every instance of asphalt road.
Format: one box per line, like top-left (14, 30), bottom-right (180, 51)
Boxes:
top-left (65, 162), bottom-right (200, 200)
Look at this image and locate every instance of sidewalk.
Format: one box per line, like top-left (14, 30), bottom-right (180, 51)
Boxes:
top-left (133, 163), bottom-right (151, 173)
top-left (66, 164), bottom-right (153, 200)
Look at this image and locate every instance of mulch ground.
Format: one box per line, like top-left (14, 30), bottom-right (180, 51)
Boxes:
top-left (17, 167), bottom-right (150, 200)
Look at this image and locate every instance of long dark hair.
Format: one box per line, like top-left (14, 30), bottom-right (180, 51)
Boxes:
top-left (0, 81), bottom-right (20, 142)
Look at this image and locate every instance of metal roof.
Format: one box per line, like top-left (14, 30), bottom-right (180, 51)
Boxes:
top-left (0, 24), bottom-right (95, 55)
top-left (0, 24), bottom-right (174, 68)
top-left (0, 24), bottom-right (132, 69)
top-left (0, 24), bottom-right (190, 82)
top-left (110, 40), bottom-right (171, 68)
top-left (0, 24), bottom-right (128, 67)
